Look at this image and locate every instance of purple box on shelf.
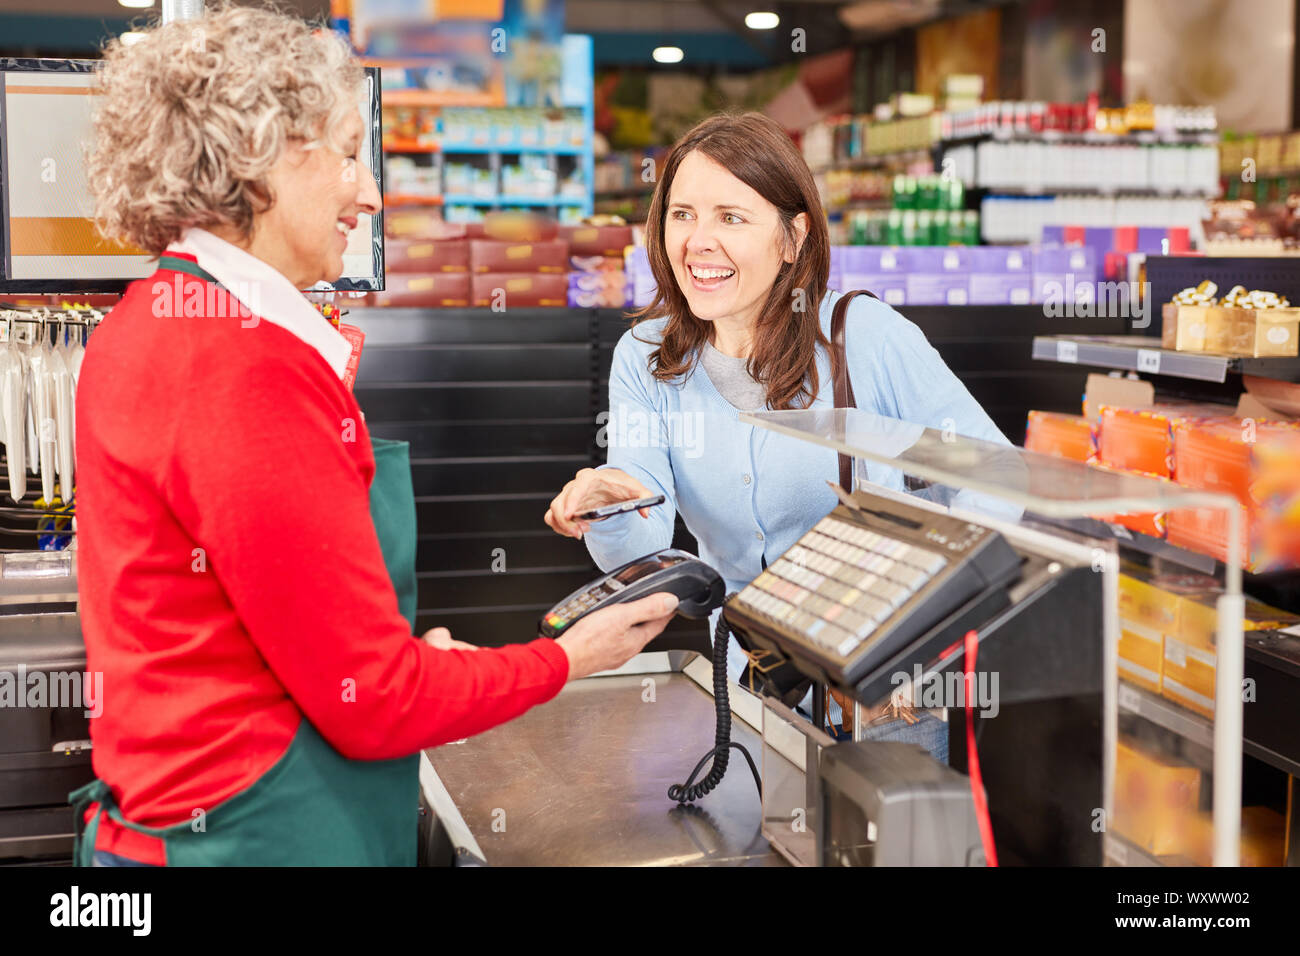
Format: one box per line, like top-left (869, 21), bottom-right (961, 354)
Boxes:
top-left (967, 246), bottom-right (1031, 304)
top-left (967, 246), bottom-right (1031, 272)
top-left (905, 272), bottom-right (970, 305)
top-left (1033, 245), bottom-right (1099, 305)
top-left (1137, 227), bottom-right (1172, 254)
top-left (839, 246), bottom-right (909, 274)
top-left (841, 273), bottom-right (906, 306)
top-left (969, 274), bottom-right (1032, 305)
top-left (901, 247), bottom-right (971, 305)
top-left (1084, 227), bottom-right (1115, 257)
top-left (1040, 225), bottom-right (1066, 245)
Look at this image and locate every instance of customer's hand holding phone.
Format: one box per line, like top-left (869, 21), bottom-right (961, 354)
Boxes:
top-left (544, 467), bottom-right (660, 539)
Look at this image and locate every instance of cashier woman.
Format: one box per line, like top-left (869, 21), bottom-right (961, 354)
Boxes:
top-left (546, 112), bottom-right (1012, 754)
top-left (73, 7), bottom-right (676, 867)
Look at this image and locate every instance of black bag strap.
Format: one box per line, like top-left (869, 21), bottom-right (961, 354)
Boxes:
top-left (829, 289), bottom-right (876, 490)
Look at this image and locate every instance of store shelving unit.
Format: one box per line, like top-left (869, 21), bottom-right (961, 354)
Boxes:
top-left (1030, 256), bottom-right (1300, 866)
top-left (1030, 334), bottom-right (1300, 384)
top-left (376, 35), bottom-right (595, 221)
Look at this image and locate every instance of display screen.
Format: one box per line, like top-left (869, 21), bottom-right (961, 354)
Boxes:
top-left (613, 553), bottom-right (686, 584)
top-left (0, 59), bottom-right (384, 294)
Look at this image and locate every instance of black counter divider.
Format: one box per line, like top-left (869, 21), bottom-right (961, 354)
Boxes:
top-left (350, 304), bottom-right (1126, 651)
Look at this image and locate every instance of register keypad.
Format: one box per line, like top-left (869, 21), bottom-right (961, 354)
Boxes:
top-left (735, 515), bottom-right (948, 660)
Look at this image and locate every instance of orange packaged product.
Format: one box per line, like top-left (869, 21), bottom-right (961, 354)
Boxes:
top-left (1025, 410), bottom-right (1094, 462)
top-left (1096, 403), bottom-right (1236, 478)
top-left (1167, 419), bottom-right (1300, 571)
top-left (1088, 461), bottom-right (1172, 537)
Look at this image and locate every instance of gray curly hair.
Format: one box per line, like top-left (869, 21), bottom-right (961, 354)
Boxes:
top-left (88, 2), bottom-right (365, 255)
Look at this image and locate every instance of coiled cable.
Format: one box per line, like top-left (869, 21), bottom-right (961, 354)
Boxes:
top-left (668, 606), bottom-right (763, 804)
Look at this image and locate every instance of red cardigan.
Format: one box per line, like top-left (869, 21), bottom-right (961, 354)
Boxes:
top-left (76, 265), bottom-right (569, 860)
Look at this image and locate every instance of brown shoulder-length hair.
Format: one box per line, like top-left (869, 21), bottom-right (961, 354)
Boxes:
top-left (633, 111), bottom-right (830, 410)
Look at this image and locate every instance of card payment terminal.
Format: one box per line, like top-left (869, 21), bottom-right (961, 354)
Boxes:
top-left (539, 549), bottom-right (725, 638)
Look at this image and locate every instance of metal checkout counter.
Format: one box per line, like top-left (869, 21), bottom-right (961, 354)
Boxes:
top-left (0, 411), bottom-right (1249, 866)
top-left (422, 409), bottom-right (1251, 867)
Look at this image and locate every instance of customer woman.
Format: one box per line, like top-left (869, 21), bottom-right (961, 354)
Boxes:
top-left (545, 111), bottom-right (1011, 752)
top-left (74, 5), bottom-right (676, 867)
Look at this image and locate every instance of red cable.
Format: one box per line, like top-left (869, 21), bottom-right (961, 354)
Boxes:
top-left (963, 628), bottom-right (999, 867)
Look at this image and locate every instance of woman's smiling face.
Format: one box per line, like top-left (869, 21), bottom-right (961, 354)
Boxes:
top-left (664, 150), bottom-right (805, 331)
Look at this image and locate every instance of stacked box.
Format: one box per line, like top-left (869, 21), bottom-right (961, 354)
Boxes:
top-left (368, 273), bottom-right (471, 308)
top-left (1113, 736), bottom-right (1201, 856)
top-left (568, 255), bottom-right (629, 308)
top-left (967, 246), bottom-right (1032, 305)
top-left (1167, 419), bottom-right (1300, 572)
top-left (624, 246), bottom-right (657, 307)
top-left (385, 238), bottom-right (470, 274)
top-left (470, 273), bottom-right (567, 308)
top-left (1024, 410), bottom-right (1094, 462)
top-left (1095, 403), bottom-right (1236, 478)
top-left (470, 240), bottom-right (568, 274)
top-left (560, 224), bottom-right (634, 257)
top-left (1032, 246), bottom-right (1098, 306)
top-left (1185, 806), bottom-right (1287, 867)
top-left (904, 247), bottom-right (972, 305)
top-left (1090, 461), bottom-right (1175, 538)
top-left (839, 246), bottom-right (907, 306)
top-left (1118, 563), bottom-right (1298, 713)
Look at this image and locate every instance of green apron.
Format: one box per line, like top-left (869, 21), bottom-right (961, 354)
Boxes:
top-left (71, 258), bottom-right (422, 866)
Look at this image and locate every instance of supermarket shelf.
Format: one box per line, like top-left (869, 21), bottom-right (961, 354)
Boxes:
top-left (974, 186), bottom-right (1219, 198)
top-left (825, 198), bottom-right (895, 211)
top-left (1043, 514), bottom-right (1217, 575)
top-left (1104, 833), bottom-right (1176, 867)
top-left (594, 186), bottom-right (655, 199)
top-left (381, 89), bottom-right (503, 108)
top-left (384, 193), bottom-right (443, 207)
top-left (440, 144), bottom-right (586, 156)
top-left (442, 194), bottom-right (588, 207)
top-left (1033, 333), bottom-right (1300, 384)
top-left (384, 140), bottom-right (439, 154)
top-left (811, 150), bottom-right (932, 174)
top-left (1033, 335), bottom-right (1230, 382)
top-left (1118, 680), bottom-right (1214, 751)
top-left (943, 129), bottom-right (1219, 147)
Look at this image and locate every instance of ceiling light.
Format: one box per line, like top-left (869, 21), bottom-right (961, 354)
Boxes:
top-left (120, 32), bottom-right (148, 45)
top-left (652, 46), bottom-right (684, 64)
top-left (745, 12), bottom-right (779, 30)
top-left (118, 0), bottom-right (156, 8)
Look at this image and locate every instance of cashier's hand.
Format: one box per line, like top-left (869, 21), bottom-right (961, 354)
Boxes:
top-left (422, 628), bottom-right (480, 652)
top-left (555, 593), bottom-right (678, 680)
top-left (545, 467), bottom-right (654, 539)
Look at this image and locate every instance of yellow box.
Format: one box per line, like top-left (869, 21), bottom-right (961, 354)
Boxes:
top-left (1175, 591), bottom-right (1300, 651)
top-left (1118, 621), bottom-right (1163, 694)
top-left (1203, 305), bottom-right (1238, 353)
top-left (1186, 806), bottom-right (1287, 867)
top-left (1174, 305), bottom-right (1212, 351)
top-left (1118, 567), bottom-right (1180, 633)
top-left (1161, 637), bottom-right (1216, 719)
top-left (1114, 737), bottom-right (1201, 856)
top-left (1228, 308), bottom-right (1300, 358)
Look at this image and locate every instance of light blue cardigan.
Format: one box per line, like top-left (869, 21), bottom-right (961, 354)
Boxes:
top-left (584, 289), bottom-right (1012, 686)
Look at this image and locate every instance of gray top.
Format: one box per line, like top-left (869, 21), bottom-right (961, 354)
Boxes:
top-left (700, 340), bottom-right (768, 411)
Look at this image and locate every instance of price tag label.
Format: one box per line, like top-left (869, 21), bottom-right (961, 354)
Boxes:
top-left (1109, 523), bottom-right (1133, 540)
top-left (1136, 348), bottom-right (1161, 374)
top-left (1167, 641), bottom-right (1187, 669)
top-left (1118, 682), bottom-right (1140, 713)
top-left (1056, 340), bottom-right (1078, 363)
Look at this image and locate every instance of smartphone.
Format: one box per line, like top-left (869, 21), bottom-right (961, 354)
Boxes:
top-left (578, 495), bottom-right (666, 521)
